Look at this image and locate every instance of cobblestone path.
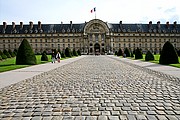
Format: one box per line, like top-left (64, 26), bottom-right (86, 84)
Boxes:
top-left (0, 56), bottom-right (180, 120)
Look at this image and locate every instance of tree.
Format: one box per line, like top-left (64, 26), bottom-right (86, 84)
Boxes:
top-left (16, 39), bottom-right (37, 65)
top-left (124, 48), bottom-right (131, 57)
top-left (3, 49), bottom-right (11, 58)
top-left (77, 49), bottom-right (81, 56)
top-left (0, 50), bottom-right (7, 59)
top-left (145, 50), bottom-right (154, 61)
top-left (65, 47), bottom-right (72, 57)
top-left (117, 48), bottom-right (123, 56)
top-left (0, 55), bottom-right (2, 60)
top-left (41, 51), bottom-right (48, 61)
top-left (135, 47), bottom-right (143, 59)
top-left (8, 49), bottom-right (15, 57)
top-left (13, 49), bottom-right (18, 56)
top-left (73, 49), bottom-right (78, 56)
top-left (159, 41), bottom-right (179, 64)
top-left (61, 51), bottom-right (66, 58)
top-left (115, 51), bottom-right (118, 55)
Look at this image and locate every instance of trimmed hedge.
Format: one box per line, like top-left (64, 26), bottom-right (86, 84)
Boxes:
top-left (41, 52), bottom-right (48, 61)
top-left (159, 41), bottom-right (179, 64)
top-left (16, 39), bottom-right (37, 65)
top-left (65, 47), bottom-right (72, 57)
top-left (135, 47), bottom-right (143, 59)
top-left (8, 49), bottom-right (15, 57)
top-left (117, 48), bottom-right (123, 56)
top-left (3, 49), bottom-right (11, 58)
top-left (145, 50), bottom-right (154, 61)
top-left (124, 48), bottom-right (131, 57)
top-left (77, 49), bottom-right (81, 56)
top-left (0, 55), bottom-right (2, 60)
top-left (61, 51), bottom-right (66, 58)
top-left (73, 49), bottom-right (78, 56)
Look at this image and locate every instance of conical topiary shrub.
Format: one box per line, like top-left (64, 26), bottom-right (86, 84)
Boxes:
top-left (13, 49), bottom-right (18, 56)
top-left (115, 51), bottom-right (118, 55)
top-left (61, 51), bottom-right (66, 58)
top-left (73, 49), bottom-right (78, 56)
top-left (65, 47), bottom-right (72, 57)
top-left (117, 48), bottom-right (123, 56)
top-left (124, 48), bottom-right (131, 57)
top-left (77, 49), bottom-right (81, 56)
top-left (135, 47), bottom-right (143, 59)
top-left (130, 52), bottom-right (134, 58)
top-left (16, 39), bottom-right (37, 65)
top-left (0, 50), bottom-right (7, 59)
top-left (0, 55), bottom-right (2, 60)
top-left (3, 49), bottom-right (11, 58)
top-left (159, 41), bottom-right (179, 64)
top-left (41, 51), bottom-right (48, 61)
top-left (8, 49), bottom-right (15, 57)
top-left (145, 50), bottom-right (154, 61)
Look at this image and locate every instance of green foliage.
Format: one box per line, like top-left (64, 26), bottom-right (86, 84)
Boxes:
top-left (135, 47), bottom-right (143, 59)
top-left (130, 52), bottom-right (134, 57)
top-left (65, 47), bottom-right (72, 57)
top-left (124, 48), bottom-right (131, 57)
top-left (0, 50), bottom-right (3, 55)
top-left (145, 50), bottom-right (154, 61)
top-left (73, 49), bottom-right (78, 56)
top-left (0, 55), bottom-right (2, 60)
top-left (8, 49), bottom-right (15, 57)
top-left (16, 39), bottom-right (37, 65)
top-left (41, 52), bottom-right (48, 61)
top-left (3, 49), bottom-right (11, 58)
top-left (117, 48), bottom-right (123, 56)
top-left (1, 54), bottom-right (7, 59)
top-left (115, 51), bottom-right (118, 55)
top-left (0, 50), bottom-right (7, 59)
top-left (13, 49), bottom-right (18, 56)
top-left (77, 49), bottom-right (81, 56)
top-left (159, 41), bottom-right (179, 64)
top-left (61, 51), bottom-right (66, 58)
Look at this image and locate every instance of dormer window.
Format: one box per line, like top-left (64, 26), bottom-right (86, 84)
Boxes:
top-left (67, 29), bottom-right (70, 32)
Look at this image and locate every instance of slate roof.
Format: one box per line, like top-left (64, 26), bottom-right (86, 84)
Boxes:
top-left (0, 21), bottom-right (179, 34)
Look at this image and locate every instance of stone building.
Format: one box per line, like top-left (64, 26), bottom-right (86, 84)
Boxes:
top-left (0, 19), bottom-right (180, 54)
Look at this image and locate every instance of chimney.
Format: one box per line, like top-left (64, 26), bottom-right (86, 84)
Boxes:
top-left (166, 21), bottom-right (169, 28)
top-left (148, 21), bottom-right (152, 29)
top-left (119, 21), bottom-right (122, 24)
top-left (12, 22), bottom-right (15, 29)
top-left (38, 21), bottom-right (41, 29)
top-left (3, 22), bottom-right (7, 29)
top-left (70, 21), bottom-right (72, 29)
top-left (29, 21), bottom-right (33, 29)
top-left (157, 21), bottom-right (160, 29)
top-left (174, 21), bottom-right (177, 27)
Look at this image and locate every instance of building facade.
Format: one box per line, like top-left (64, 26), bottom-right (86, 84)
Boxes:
top-left (0, 19), bottom-right (180, 54)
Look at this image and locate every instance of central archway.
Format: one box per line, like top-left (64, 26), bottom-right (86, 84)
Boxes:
top-left (94, 43), bottom-right (100, 55)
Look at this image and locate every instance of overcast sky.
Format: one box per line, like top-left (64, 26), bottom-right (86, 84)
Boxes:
top-left (0, 0), bottom-right (180, 25)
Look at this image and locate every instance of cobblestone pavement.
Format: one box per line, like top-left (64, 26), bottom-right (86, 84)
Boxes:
top-left (0, 56), bottom-right (180, 120)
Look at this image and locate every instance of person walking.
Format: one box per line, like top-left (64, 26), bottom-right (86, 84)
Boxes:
top-left (56, 52), bottom-right (61, 63)
top-left (51, 51), bottom-right (56, 63)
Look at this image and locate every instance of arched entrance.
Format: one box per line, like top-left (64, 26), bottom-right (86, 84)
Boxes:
top-left (94, 43), bottom-right (100, 55)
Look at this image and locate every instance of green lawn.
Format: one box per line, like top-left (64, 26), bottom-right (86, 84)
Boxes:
top-left (130, 54), bottom-right (180, 68)
top-left (0, 55), bottom-right (73, 73)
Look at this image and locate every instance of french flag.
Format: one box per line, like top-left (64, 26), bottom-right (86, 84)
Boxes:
top-left (91, 7), bottom-right (96, 13)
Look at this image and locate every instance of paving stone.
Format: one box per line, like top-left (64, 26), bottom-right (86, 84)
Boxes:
top-left (0, 56), bottom-right (180, 119)
top-left (97, 116), bottom-right (108, 120)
